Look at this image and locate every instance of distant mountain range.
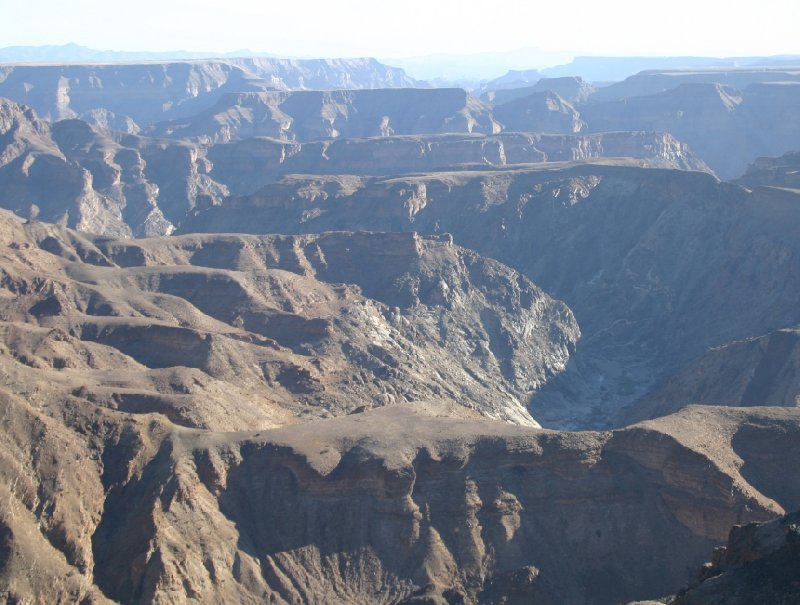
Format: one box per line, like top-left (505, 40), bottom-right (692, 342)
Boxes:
top-left (3, 43), bottom-right (799, 86)
top-left (0, 42), bottom-right (278, 63)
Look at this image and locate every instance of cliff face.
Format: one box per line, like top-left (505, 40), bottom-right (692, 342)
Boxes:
top-left (207, 131), bottom-right (709, 195)
top-left (0, 59), bottom-right (422, 131)
top-left (0, 97), bottom-right (144, 237)
top-left (736, 150), bottom-right (800, 188)
top-left (0, 99), bottom-right (224, 237)
top-left (147, 89), bottom-right (503, 143)
top-left (180, 165), bottom-right (800, 428)
top-left (0, 212), bottom-right (579, 428)
top-left (628, 328), bottom-right (800, 424)
top-left (0, 61), bottom-right (269, 128)
top-left (1, 374), bottom-right (796, 605)
top-left (582, 81), bottom-right (800, 178)
top-left (226, 57), bottom-right (420, 90)
top-left (492, 91), bottom-right (585, 134)
top-left (672, 509), bottom-right (800, 605)
top-left (0, 98), bottom-right (709, 238)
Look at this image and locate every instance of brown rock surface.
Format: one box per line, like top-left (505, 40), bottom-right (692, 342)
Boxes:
top-left (180, 163), bottom-right (800, 428)
top-left (0, 211), bottom-right (798, 604)
top-left (0, 378), bottom-right (796, 604)
top-left (671, 509), bottom-right (800, 604)
top-left (0, 211), bottom-right (578, 428)
top-left (0, 97), bottom-right (709, 238)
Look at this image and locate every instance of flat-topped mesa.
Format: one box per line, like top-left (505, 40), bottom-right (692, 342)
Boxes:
top-left (588, 67), bottom-right (800, 104)
top-left (148, 87), bottom-right (501, 143)
top-left (0, 58), bottom-right (423, 130)
top-left (225, 56), bottom-right (419, 90)
top-left (0, 61), bottom-right (268, 126)
top-left (207, 130), bottom-right (710, 195)
top-left (28, 401), bottom-right (798, 605)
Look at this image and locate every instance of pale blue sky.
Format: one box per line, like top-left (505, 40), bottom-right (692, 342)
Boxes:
top-left (3, 0), bottom-right (798, 59)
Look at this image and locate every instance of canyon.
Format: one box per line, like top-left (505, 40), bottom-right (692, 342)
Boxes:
top-left (0, 50), bottom-right (799, 604)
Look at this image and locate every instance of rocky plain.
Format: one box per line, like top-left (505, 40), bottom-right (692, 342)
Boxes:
top-left (0, 52), bottom-right (799, 604)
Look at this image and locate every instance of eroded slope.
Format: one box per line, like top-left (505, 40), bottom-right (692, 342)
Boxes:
top-left (0, 211), bottom-right (578, 428)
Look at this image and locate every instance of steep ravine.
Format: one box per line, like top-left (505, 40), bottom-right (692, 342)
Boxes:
top-left (181, 164), bottom-right (800, 429)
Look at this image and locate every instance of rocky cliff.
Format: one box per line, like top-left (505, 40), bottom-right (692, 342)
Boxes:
top-left (0, 98), bottom-right (223, 237)
top-left (147, 89), bottom-right (502, 144)
top-left (0, 61), bottom-right (271, 129)
top-left (1, 357), bottom-right (797, 605)
top-left (627, 328), bottom-right (800, 424)
top-left (589, 67), bottom-right (800, 104)
top-left (0, 98), bottom-right (709, 238)
top-left (0, 211), bottom-right (579, 428)
top-left (582, 81), bottom-right (800, 178)
top-left (0, 97), bottom-right (159, 237)
top-left (736, 150), bottom-right (800, 189)
top-left (180, 164), bottom-right (800, 428)
top-left (207, 131), bottom-right (709, 195)
top-left (0, 59), bottom-right (422, 132)
top-left (671, 509), bottom-right (800, 604)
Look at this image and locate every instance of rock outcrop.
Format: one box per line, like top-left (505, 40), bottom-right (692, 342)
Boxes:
top-left (0, 211), bottom-right (578, 428)
top-left (582, 81), bottom-right (800, 178)
top-left (180, 164), bottom-right (800, 428)
top-left (0, 59), bottom-right (422, 130)
top-left (736, 150), bottom-right (800, 189)
top-left (671, 509), bottom-right (800, 604)
top-left (147, 88), bottom-right (502, 143)
top-left (627, 328), bottom-right (800, 424)
top-left (482, 77), bottom-right (596, 106)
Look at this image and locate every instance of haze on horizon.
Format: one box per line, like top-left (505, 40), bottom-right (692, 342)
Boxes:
top-left (4, 0), bottom-right (799, 61)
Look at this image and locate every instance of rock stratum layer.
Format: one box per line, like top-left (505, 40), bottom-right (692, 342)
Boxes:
top-left (180, 163), bottom-right (800, 428)
top-left (582, 81), bottom-right (800, 178)
top-left (0, 211), bottom-right (579, 428)
top-left (0, 59), bottom-right (421, 130)
top-left (1, 368), bottom-right (798, 605)
top-left (672, 509), bottom-right (800, 604)
top-left (0, 96), bottom-right (709, 238)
